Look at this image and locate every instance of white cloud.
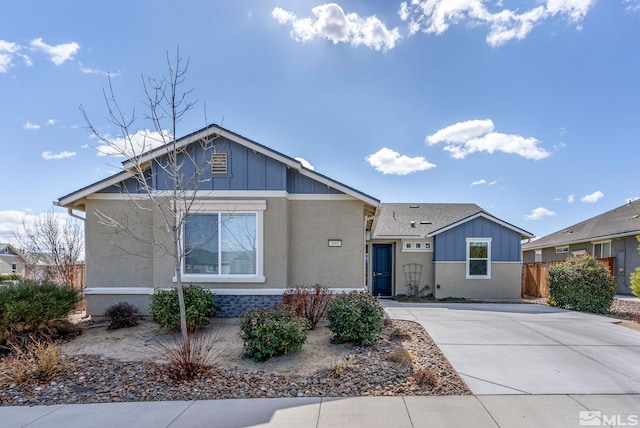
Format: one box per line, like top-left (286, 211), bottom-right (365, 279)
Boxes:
top-left (42, 151), bottom-right (76, 160)
top-left (23, 121), bottom-right (40, 130)
top-left (426, 119), bottom-right (550, 160)
top-left (471, 179), bottom-right (487, 186)
top-left (365, 147), bottom-right (436, 175)
top-left (0, 210), bottom-right (35, 244)
top-left (399, 0), bottom-right (595, 46)
top-left (79, 63), bottom-right (120, 77)
top-left (95, 129), bottom-right (172, 158)
top-left (625, 0), bottom-right (640, 12)
top-left (0, 39), bottom-right (32, 73)
top-left (525, 207), bottom-right (557, 220)
top-left (295, 157), bottom-right (315, 170)
top-left (626, 196), bottom-right (640, 203)
top-left (581, 190), bottom-right (604, 203)
top-left (568, 194), bottom-right (575, 203)
top-left (30, 38), bottom-right (80, 65)
top-left (273, 3), bottom-right (401, 52)
top-left (488, 180), bottom-right (498, 185)
top-left (47, 119), bottom-right (56, 125)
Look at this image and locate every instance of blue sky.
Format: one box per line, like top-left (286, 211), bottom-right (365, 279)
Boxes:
top-left (1, 0), bottom-right (639, 244)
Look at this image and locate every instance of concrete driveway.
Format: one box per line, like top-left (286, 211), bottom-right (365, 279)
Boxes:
top-left (382, 301), bottom-right (640, 395)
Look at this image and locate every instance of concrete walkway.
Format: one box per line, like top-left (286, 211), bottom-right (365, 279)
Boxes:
top-left (2, 394), bottom-right (640, 428)
top-left (3, 302), bottom-right (640, 427)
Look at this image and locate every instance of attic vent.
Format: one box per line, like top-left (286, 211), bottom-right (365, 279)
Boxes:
top-left (420, 221), bottom-right (432, 225)
top-left (212, 153), bottom-right (228, 174)
top-left (410, 221), bottom-right (416, 228)
top-left (409, 205), bottom-right (420, 208)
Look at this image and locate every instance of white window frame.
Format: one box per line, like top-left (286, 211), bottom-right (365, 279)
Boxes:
top-left (534, 250), bottom-right (542, 262)
top-left (177, 200), bottom-right (265, 283)
top-left (555, 246), bottom-right (569, 254)
top-left (466, 238), bottom-right (491, 279)
top-left (592, 240), bottom-right (612, 259)
top-left (10, 262), bottom-right (17, 273)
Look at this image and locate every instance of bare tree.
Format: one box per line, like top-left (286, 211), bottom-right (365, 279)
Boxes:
top-left (80, 49), bottom-right (214, 343)
top-left (15, 206), bottom-right (84, 286)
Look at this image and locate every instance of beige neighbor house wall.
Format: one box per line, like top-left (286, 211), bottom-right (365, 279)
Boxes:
top-left (288, 198), bottom-right (365, 289)
top-left (433, 262), bottom-right (522, 300)
top-left (0, 254), bottom-right (25, 276)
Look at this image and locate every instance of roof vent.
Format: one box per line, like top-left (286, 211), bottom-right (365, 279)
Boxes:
top-left (420, 221), bottom-right (432, 225)
top-left (410, 221), bottom-right (416, 228)
top-left (409, 204), bottom-right (420, 208)
top-left (212, 153), bottom-right (228, 174)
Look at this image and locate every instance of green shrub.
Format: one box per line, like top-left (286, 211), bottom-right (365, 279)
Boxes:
top-left (0, 280), bottom-right (80, 348)
top-left (238, 306), bottom-right (309, 362)
top-left (104, 302), bottom-right (142, 330)
top-left (326, 291), bottom-right (385, 346)
top-left (283, 284), bottom-right (333, 329)
top-left (549, 256), bottom-right (615, 313)
top-left (150, 286), bottom-right (216, 331)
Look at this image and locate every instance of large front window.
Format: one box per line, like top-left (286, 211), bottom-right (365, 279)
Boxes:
top-left (467, 238), bottom-right (491, 279)
top-left (184, 212), bottom-right (257, 276)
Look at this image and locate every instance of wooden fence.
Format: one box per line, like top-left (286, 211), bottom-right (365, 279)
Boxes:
top-left (521, 257), bottom-right (614, 297)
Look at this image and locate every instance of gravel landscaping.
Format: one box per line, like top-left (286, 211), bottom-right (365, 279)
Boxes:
top-left (0, 319), bottom-right (470, 406)
top-left (522, 296), bottom-right (640, 320)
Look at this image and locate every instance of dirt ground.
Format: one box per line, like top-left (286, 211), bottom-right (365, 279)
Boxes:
top-left (617, 320), bottom-right (640, 332)
top-left (61, 318), bottom-right (354, 376)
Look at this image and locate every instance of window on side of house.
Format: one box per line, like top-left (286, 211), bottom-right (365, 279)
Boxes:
top-left (401, 240), bottom-right (431, 252)
top-left (11, 262), bottom-right (17, 273)
top-left (555, 246), bottom-right (569, 254)
top-left (534, 250), bottom-right (542, 262)
top-left (183, 211), bottom-right (260, 277)
top-left (593, 241), bottom-right (611, 259)
top-left (466, 238), bottom-right (491, 279)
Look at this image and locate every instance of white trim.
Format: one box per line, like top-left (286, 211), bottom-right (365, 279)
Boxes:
top-left (188, 200), bottom-right (267, 212)
top-left (85, 191), bottom-right (367, 202)
top-left (297, 168), bottom-right (380, 207)
top-left (466, 237), bottom-right (492, 280)
top-left (83, 286), bottom-right (365, 296)
top-left (555, 246), bottom-right (569, 254)
top-left (58, 171), bottom-right (132, 207)
top-left (175, 275), bottom-right (267, 283)
top-left (287, 194), bottom-right (358, 201)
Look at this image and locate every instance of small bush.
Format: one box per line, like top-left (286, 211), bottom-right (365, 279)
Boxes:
top-left (549, 256), bottom-right (615, 314)
top-left (387, 349), bottom-right (413, 367)
top-left (238, 306), bottom-right (309, 362)
top-left (157, 333), bottom-right (215, 381)
top-left (150, 286), bottom-right (216, 331)
top-left (326, 291), bottom-right (385, 346)
top-left (414, 368), bottom-right (438, 387)
top-left (105, 302), bottom-right (142, 330)
top-left (631, 267), bottom-right (640, 299)
top-left (0, 338), bottom-right (61, 386)
top-left (0, 280), bottom-right (80, 349)
top-left (283, 284), bottom-right (333, 330)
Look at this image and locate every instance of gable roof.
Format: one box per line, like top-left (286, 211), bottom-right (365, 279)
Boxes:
top-left (372, 203), bottom-right (533, 239)
top-left (56, 124), bottom-right (380, 209)
top-left (523, 199), bottom-right (640, 251)
top-left (0, 243), bottom-right (25, 260)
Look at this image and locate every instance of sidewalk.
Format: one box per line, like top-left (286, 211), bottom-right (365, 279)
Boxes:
top-left (2, 394), bottom-right (640, 428)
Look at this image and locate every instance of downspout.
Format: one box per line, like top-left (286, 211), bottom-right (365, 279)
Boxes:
top-left (67, 208), bottom-right (86, 222)
top-left (364, 215), bottom-right (376, 292)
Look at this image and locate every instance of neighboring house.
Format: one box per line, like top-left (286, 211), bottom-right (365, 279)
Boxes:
top-left (0, 243), bottom-right (25, 277)
top-left (56, 125), bottom-right (379, 317)
top-left (522, 200), bottom-right (640, 294)
top-left (369, 203), bottom-right (533, 300)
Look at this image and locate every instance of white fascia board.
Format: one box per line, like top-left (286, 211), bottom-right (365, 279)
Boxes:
top-left (57, 171), bottom-right (132, 209)
top-left (429, 212), bottom-right (534, 238)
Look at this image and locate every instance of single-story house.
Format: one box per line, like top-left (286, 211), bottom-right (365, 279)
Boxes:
top-left (0, 243), bottom-right (25, 277)
top-left (522, 200), bottom-right (640, 294)
top-left (369, 203), bottom-right (533, 300)
top-left (56, 125), bottom-right (379, 317)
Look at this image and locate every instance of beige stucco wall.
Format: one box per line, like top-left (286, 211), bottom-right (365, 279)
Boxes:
top-left (288, 199), bottom-right (365, 289)
top-left (85, 198), bottom-right (155, 290)
top-left (393, 246), bottom-right (435, 296)
top-left (434, 262), bottom-right (522, 299)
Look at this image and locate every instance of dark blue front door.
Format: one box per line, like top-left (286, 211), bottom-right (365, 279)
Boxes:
top-left (372, 244), bottom-right (392, 296)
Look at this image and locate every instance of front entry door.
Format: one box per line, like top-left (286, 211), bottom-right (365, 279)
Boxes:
top-left (372, 244), bottom-right (393, 296)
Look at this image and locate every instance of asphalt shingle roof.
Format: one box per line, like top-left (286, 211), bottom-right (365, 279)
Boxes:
top-left (522, 199), bottom-right (640, 250)
top-left (372, 203), bottom-right (485, 238)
